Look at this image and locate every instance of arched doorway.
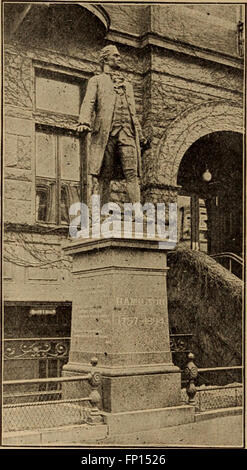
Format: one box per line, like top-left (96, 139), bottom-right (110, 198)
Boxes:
top-left (156, 101), bottom-right (243, 187)
top-left (177, 131), bottom-right (243, 258)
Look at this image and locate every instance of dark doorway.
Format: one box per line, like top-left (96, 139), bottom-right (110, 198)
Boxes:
top-left (177, 131), bottom-right (243, 257)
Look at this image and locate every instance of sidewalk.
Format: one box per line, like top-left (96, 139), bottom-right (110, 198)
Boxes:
top-left (93, 413), bottom-right (243, 448)
top-left (3, 410), bottom-right (244, 448)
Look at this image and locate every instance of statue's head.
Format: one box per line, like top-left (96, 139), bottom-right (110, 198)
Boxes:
top-left (99, 45), bottom-right (121, 71)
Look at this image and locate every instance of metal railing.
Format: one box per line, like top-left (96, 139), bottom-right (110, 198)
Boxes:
top-left (195, 384), bottom-right (242, 412)
top-left (3, 357), bottom-right (103, 433)
top-left (4, 337), bottom-right (70, 360)
top-left (4, 334), bottom-right (193, 384)
top-left (210, 252), bottom-right (243, 278)
top-left (3, 337), bottom-right (71, 388)
top-left (183, 354), bottom-right (243, 413)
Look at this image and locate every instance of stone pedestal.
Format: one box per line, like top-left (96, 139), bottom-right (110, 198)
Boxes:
top-left (63, 237), bottom-right (182, 414)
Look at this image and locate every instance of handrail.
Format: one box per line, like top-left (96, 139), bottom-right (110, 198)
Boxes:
top-left (210, 252), bottom-right (243, 277)
top-left (211, 252), bottom-right (243, 265)
top-left (170, 334), bottom-right (193, 337)
top-left (198, 365), bottom-right (243, 373)
top-left (3, 397), bottom-right (90, 409)
top-left (3, 374), bottom-right (91, 386)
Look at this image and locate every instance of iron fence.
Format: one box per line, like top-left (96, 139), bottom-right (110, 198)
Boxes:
top-left (4, 337), bottom-right (71, 360)
top-left (182, 360), bottom-right (243, 412)
top-left (197, 365), bottom-right (243, 387)
top-left (3, 396), bottom-right (94, 432)
top-left (4, 335), bottom-right (192, 387)
top-left (195, 384), bottom-right (242, 412)
top-left (3, 360), bottom-right (103, 433)
top-left (4, 337), bottom-right (70, 384)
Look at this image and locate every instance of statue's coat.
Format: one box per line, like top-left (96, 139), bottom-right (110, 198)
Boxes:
top-left (78, 73), bottom-right (143, 177)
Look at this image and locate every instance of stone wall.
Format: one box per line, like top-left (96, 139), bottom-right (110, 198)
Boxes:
top-left (104, 4), bottom-right (241, 57)
top-left (4, 231), bottom-right (72, 302)
top-left (3, 3), bottom-right (244, 305)
top-left (150, 4), bottom-right (240, 57)
top-left (4, 116), bottom-right (34, 224)
top-left (103, 4), bottom-right (149, 36)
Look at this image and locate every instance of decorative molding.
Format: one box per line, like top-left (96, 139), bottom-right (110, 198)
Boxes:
top-left (4, 338), bottom-right (70, 360)
top-left (79, 4), bottom-right (110, 32)
top-left (33, 59), bottom-right (93, 80)
top-left (4, 301), bottom-right (72, 307)
top-left (107, 30), bottom-right (244, 70)
top-left (63, 362), bottom-right (179, 377)
top-left (72, 266), bottom-right (168, 276)
top-left (144, 68), bottom-right (243, 97)
top-left (4, 222), bottom-right (69, 236)
top-left (156, 100), bottom-right (243, 186)
top-left (64, 237), bottom-right (172, 255)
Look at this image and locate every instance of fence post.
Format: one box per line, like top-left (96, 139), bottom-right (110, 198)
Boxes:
top-left (184, 352), bottom-right (198, 405)
top-left (87, 357), bottom-right (103, 424)
top-left (235, 387), bottom-right (238, 407)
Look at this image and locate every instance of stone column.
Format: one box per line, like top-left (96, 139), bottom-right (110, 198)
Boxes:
top-left (63, 236), bottom-right (183, 415)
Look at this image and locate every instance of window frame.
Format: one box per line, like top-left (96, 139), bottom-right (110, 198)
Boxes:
top-left (35, 67), bottom-right (84, 118)
top-left (35, 124), bottom-right (82, 226)
top-left (33, 64), bottom-right (90, 227)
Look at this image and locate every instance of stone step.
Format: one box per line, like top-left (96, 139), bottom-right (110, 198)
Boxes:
top-left (104, 404), bottom-right (195, 435)
top-left (2, 423), bottom-right (108, 446)
top-left (195, 406), bottom-right (242, 422)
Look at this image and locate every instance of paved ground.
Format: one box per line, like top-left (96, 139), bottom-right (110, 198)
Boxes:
top-left (93, 414), bottom-right (244, 448)
top-left (3, 411), bottom-right (244, 448)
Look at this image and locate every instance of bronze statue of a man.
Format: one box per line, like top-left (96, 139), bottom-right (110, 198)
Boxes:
top-left (77, 45), bottom-right (147, 205)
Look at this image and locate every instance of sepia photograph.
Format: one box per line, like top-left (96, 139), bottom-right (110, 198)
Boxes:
top-left (1, 0), bottom-right (245, 452)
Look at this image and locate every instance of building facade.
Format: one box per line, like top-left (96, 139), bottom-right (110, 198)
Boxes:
top-left (3, 3), bottom-right (244, 380)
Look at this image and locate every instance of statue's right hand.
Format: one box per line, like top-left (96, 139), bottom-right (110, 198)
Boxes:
top-left (76, 124), bottom-right (92, 133)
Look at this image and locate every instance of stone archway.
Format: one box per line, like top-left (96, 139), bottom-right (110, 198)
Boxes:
top-left (156, 101), bottom-right (243, 187)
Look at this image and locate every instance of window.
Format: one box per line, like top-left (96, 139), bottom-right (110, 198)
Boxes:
top-left (35, 68), bottom-right (88, 225)
top-left (36, 186), bottom-right (49, 222)
top-left (36, 125), bottom-right (81, 224)
top-left (35, 68), bottom-right (83, 116)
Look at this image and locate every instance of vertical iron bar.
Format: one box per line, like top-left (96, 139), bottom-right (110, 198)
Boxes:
top-left (191, 194), bottom-right (199, 250)
top-left (198, 390), bottom-right (201, 412)
top-left (56, 135), bottom-right (61, 224)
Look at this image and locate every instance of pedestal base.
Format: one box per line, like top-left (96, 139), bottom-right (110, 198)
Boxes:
top-left (104, 405), bottom-right (195, 436)
top-left (63, 363), bottom-right (181, 413)
top-left (63, 237), bottom-right (181, 414)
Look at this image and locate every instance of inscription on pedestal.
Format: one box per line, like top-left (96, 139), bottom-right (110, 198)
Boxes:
top-left (116, 297), bottom-right (166, 306)
top-left (117, 315), bottom-right (166, 327)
